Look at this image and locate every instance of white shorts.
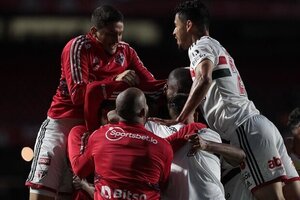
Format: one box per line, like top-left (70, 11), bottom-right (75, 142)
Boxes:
top-left (26, 117), bottom-right (84, 195)
top-left (230, 114), bottom-right (300, 192)
top-left (222, 164), bottom-right (255, 200)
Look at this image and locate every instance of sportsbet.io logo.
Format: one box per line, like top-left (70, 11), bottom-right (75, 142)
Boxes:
top-left (105, 127), bottom-right (158, 144)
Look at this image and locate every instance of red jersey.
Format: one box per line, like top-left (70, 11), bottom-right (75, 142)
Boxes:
top-left (84, 80), bottom-right (166, 132)
top-left (68, 122), bottom-right (206, 200)
top-left (48, 33), bottom-right (155, 119)
top-left (68, 123), bottom-right (173, 200)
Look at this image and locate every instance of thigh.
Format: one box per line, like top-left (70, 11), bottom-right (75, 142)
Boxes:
top-left (231, 115), bottom-right (287, 192)
top-left (26, 118), bottom-right (82, 193)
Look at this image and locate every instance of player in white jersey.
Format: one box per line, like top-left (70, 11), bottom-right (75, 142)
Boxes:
top-left (146, 67), bottom-right (246, 200)
top-left (152, 1), bottom-right (300, 199)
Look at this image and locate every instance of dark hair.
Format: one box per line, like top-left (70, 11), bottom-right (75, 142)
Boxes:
top-left (91, 5), bottom-right (124, 29)
top-left (287, 107), bottom-right (300, 131)
top-left (168, 93), bottom-right (189, 116)
top-left (175, 0), bottom-right (210, 31)
top-left (168, 67), bottom-right (193, 94)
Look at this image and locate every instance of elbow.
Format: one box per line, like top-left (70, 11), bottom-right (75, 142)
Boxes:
top-left (202, 75), bottom-right (212, 86)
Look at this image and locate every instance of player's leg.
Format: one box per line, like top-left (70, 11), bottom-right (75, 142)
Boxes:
top-left (29, 188), bottom-right (56, 200)
top-left (252, 182), bottom-right (284, 200)
top-left (278, 132), bottom-right (300, 199)
top-left (233, 115), bottom-right (290, 200)
top-left (283, 180), bottom-right (300, 200)
top-left (26, 118), bottom-right (82, 200)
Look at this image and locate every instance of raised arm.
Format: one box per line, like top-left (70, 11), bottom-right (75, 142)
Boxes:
top-left (176, 59), bottom-right (213, 123)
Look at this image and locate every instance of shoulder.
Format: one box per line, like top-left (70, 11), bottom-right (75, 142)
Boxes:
top-left (64, 35), bottom-right (92, 51)
top-left (117, 41), bottom-right (130, 49)
top-left (198, 128), bottom-right (222, 143)
top-left (145, 121), bottom-right (174, 138)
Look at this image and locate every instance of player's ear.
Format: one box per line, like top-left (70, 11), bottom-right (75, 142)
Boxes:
top-left (90, 26), bottom-right (97, 35)
top-left (138, 108), bottom-right (146, 118)
top-left (186, 20), bottom-right (193, 32)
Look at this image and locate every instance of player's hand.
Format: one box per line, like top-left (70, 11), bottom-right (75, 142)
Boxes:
top-left (147, 117), bottom-right (179, 126)
top-left (115, 70), bottom-right (140, 86)
top-left (187, 134), bottom-right (208, 157)
top-left (107, 110), bottom-right (120, 124)
top-left (72, 175), bottom-right (83, 190)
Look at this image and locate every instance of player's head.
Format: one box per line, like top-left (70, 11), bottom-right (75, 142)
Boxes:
top-left (165, 67), bottom-right (192, 100)
top-left (98, 100), bottom-right (116, 125)
top-left (91, 5), bottom-right (124, 55)
top-left (168, 93), bottom-right (189, 119)
top-left (173, 0), bottom-right (210, 50)
top-left (287, 107), bottom-right (300, 137)
top-left (116, 87), bottom-right (148, 124)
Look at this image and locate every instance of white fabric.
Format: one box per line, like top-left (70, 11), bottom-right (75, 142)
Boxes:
top-left (145, 121), bottom-right (225, 200)
top-left (188, 36), bottom-right (259, 140)
top-left (27, 117), bottom-right (83, 193)
top-left (230, 115), bottom-right (299, 191)
top-left (221, 161), bottom-right (256, 200)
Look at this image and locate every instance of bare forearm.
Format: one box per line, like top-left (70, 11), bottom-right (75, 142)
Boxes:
top-left (177, 75), bottom-right (211, 122)
top-left (205, 141), bottom-right (246, 167)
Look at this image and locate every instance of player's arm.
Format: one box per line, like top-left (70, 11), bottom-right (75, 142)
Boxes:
top-left (188, 134), bottom-right (246, 167)
top-left (166, 122), bottom-right (207, 152)
top-left (84, 81), bottom-right (128, 131)
top-left (176, 59), bottom-right (213, 123)
top-left (62, 38), bottom-right (90, 105)
top-left (73, 176), bottom-right (95, 199)
top-left (68, 125), bottom-right (94, 178)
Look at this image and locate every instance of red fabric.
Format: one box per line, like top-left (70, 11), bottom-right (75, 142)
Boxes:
top-left (166, 122), bottom-right (207, 152)
top-left (84, 80), bottom-right (166, 132)
top-left (72, 189), bottom-right (93, 200)
top-left (48, 32), bottom-right (155, 119)
top-left (68, 122), bottom-right (173, 200)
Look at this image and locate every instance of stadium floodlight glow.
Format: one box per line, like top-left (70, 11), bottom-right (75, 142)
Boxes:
top-left (21, 146), bottom-right (34, 162)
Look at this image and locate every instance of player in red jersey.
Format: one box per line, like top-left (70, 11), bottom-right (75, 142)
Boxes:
top-left (68, 88), bottom-right (195, 200)
top-left (68, 87), bottom-right (206, 200)
top-left (26, 5), bottom-right (158, 200)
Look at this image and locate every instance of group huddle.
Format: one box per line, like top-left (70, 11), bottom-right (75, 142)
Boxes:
top-left (25, 1), bottom-right (300, 200)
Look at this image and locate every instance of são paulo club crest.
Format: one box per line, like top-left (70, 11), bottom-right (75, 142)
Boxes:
top-left (114, 53), bottom-right (125, 66)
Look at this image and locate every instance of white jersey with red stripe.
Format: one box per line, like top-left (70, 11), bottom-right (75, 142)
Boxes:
top-left (145, 121), bottom-right (225, 200)
top-left (188, 36), bottom-right (259, 140)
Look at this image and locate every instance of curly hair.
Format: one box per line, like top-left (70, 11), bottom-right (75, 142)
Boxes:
top-left (287, 107), bottom-right (300, 131)
top-left (91, 5), bottom-right (124, 29)
top-left (174, 0), bottom-right (210, 31)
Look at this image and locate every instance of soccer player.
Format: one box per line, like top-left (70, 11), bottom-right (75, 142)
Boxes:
top-left (68, 87), bottom-right (204, 200)
top-left (146, 67), bottom-right (246, 200)
top-left (26, 5), bottom-right (157, 200)
top-left (285, 107), bottom-right (300, 175)
top-left (154, 1), bottom-right (300, 199)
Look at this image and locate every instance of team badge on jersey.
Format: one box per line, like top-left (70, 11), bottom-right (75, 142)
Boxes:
top-left (114, 53), bottom-right (125, 66)
top-left (92, 57), bottom-right (100, 71)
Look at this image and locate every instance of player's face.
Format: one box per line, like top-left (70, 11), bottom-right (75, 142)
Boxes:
top-left (173, 14), bottom-right (191, 50)
top-left (292, 126), bottom-right (300, 139)
top-left (95, 22), bottom-right (124, 55)
top-left (164, 80), bottom-right (179, 101)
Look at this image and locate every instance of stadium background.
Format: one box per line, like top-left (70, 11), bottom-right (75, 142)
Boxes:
top-left (0, 0), bottom-right (300, 199)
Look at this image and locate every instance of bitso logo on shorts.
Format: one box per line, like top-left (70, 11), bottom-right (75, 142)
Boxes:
top-left (105, 127), bottom-right (158, 144)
